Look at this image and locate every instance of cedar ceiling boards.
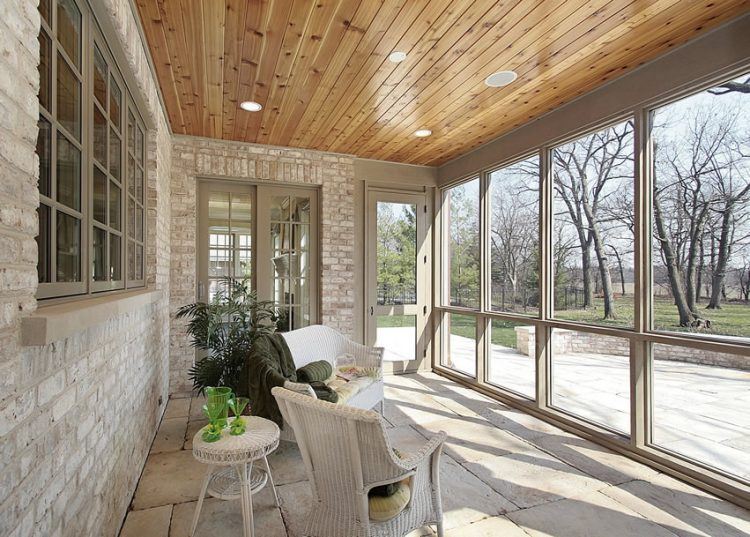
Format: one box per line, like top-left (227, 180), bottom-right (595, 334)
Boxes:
top-left (135, 0), bottom-right (750, 165)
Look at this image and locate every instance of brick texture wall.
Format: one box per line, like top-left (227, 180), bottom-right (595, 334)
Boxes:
top-left (0, 0), bottom-right (172, 536)
top-left (169, 137), bottom-right (356, 393)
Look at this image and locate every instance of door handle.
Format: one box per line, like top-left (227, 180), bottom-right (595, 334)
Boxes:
top-left (370, 306), bottom-right (374, 316)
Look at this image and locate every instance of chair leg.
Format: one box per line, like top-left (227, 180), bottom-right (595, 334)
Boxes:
top-left (436, 520), bottom-right (445, 537)
top-left (190, 466), bottom-right (213, 537)
top-left (380, 399), bottom-right (385, 415)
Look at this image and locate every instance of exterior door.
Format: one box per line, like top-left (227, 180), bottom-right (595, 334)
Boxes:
top-left (366, 190), bottom-right (429, 365)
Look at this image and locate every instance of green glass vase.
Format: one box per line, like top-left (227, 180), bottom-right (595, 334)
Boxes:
top-left (205, 386), bottom-right (233, 428)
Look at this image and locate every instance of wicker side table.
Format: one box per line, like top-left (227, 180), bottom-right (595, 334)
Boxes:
top-left (191, 416), bottom-right (281, 537)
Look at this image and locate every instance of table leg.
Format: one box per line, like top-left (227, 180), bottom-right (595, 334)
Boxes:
top-left (263, 455), bottom-right (280, 507)
top-left (190, 466), bottom-right (213, 537)
top-left (237, 462), bottom-right (254, 537)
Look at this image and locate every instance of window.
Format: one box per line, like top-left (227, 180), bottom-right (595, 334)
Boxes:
top-left (444, 178), bottom-right (480, 309)
top-left (651, 343), bottom-right (750, 479)
top-left (437, 70), bottom-right (750, 493)
top-left (552, 119), bottom-right (635, 328)
top-left (489, 155), bottom-right (540, 315)
top-left (651, 76), bottom-right (750, 340)
top-left (487, 319), bottom-right (535, 399)
top-left (441, 313), bottom-right (477, 377)
top-left (550, 329), bottom-right (630, 434)
top-left (647, 73), bottom-right (750, 482)
top-left (36, 0), bottom-right (147, 299)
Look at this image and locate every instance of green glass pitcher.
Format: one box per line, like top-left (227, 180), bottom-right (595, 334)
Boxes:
top-left (205, 386), bottom-right (233, 428)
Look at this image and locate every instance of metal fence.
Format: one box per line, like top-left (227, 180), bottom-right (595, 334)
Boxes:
top-left (377, 284), bottom-right (417, 305)
top-left (490, 283), bottom-right (539, 311)
top-left (555, 286), bottom-right (587, 310)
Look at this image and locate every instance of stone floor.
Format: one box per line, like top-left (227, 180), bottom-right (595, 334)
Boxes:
top-left (120, 372), bottom-right (750, 537)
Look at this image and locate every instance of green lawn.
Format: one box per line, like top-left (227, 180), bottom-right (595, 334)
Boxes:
top-left (377, 296), bottom-right (750, 352)
top-left (376, 315), bottom-right (416, 328)
top-left (558, 295), bottom-right (749, 338)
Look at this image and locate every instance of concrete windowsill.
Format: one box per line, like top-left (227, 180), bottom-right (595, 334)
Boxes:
top-left (21, 289), bottom-right (163, 346)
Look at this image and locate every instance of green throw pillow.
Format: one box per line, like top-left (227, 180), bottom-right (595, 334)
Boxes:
top-left (296, 360), bottom-right (333, 383)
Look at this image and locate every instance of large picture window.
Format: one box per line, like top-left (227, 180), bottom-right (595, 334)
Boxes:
top-left (489, 155), bottom-right (540, 315)
top-left (436, 70), bottom-right (750, 494)
top-left (651, 78), bottom-right (750, 340)
top-left (552, 120), bottom-right (635, 328)
top-left (36, 0), bottom-right (147, 299)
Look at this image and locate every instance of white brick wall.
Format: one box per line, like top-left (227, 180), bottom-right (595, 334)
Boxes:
top-left (0, 1), bottom-right (172, 536)
top-left (169, 137), bottom-right (356, 393)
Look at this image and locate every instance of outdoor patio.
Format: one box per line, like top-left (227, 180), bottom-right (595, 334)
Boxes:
top-left (120, 373), bottom-right (750, 537)
top-left (433, 332), bottom-right (750, 481)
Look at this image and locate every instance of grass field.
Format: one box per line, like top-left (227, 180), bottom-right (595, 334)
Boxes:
top-left (557, 295), bottom-right (749, 338)
top-left (378, 296), bottom-right (749, 353)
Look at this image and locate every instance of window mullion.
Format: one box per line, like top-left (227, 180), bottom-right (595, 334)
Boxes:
top-left (537, 146), bottom-right (553, 409)
top-left (632, 107), bottom-right (651, 448)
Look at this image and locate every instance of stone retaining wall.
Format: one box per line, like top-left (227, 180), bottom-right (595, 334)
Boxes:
top-left (514, 326), bottom-right (748, 370)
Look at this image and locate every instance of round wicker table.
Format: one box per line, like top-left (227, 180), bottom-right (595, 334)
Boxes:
top-left (191, 416), bottom-right (280, 537)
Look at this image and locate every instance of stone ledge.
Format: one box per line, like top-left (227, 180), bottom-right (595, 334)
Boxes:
top-left (21, 289), bottom-right (163, 346)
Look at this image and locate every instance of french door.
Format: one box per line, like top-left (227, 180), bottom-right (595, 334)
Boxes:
top-left (366, 190), bottom-right (429, 367)
top-left (257, 186), bottom-right (319, 332)
top-left (197, 181), bottom-right (319, 331)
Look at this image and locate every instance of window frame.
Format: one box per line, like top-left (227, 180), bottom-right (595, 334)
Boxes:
top-left (434, 65), bottom-right (750, 503)
top-left (36, 0), bottom-right (148, 301)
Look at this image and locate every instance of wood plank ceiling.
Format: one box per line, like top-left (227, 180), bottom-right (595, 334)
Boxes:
top-left (135, 0), bottom-right (749, 166)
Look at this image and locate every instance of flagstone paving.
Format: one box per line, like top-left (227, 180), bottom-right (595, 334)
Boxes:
top-left (120, 373), bottom-right (750, 537)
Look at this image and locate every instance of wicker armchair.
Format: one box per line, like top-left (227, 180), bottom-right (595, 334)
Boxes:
top-left (272, 387), bottom-right (446, 537)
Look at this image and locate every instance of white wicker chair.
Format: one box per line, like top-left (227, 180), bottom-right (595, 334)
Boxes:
top-left (272, 387), bottom-right (446, 537)
top-left (281, 324), bottom-right (385, 410)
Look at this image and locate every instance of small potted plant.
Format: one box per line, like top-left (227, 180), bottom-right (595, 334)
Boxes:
top-left (177, 277), bottom-right (278, 398)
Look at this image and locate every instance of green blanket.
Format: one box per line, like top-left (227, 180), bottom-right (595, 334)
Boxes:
top-left (247, 334), bottom-right (298, 427)
top-left (247, 334), bottom-right (338, 427)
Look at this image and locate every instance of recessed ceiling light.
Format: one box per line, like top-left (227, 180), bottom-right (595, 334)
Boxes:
top-left (388, 51), bottom-right (407, 63)
top-left (414, 129), bottom-right (432, 138)
top-left (240, 100), bottom-right (263, 112)
top-left (485, 70), bottom-right (517, 87)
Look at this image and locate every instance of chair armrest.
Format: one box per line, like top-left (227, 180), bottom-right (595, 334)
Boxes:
top-left (343, 340), bottom-right (384, 371)
top-left (283, 380), bottom-right (316, 398)
top-left (391, 431), bottom-right (446, 471)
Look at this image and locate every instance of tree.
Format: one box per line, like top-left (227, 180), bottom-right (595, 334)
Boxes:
top-left (737, 260), bottom-right (750, 302)
top-left (709, 75), bottom-right (750, 95)
top-left (448, 183), bottom-right (480, 307)
top-left (376, 203), bottom-right (417, 304)
top-left (553, 120), bottom-right (634, 320)
top-left (652, 72), bottom-right (750, 326)
top-left (490, 158), bottom-right (539, 311)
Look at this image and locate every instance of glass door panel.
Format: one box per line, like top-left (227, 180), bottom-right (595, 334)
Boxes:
top-left (200, 182), bottom-right (318, 332)
top-left (258, 188), bottom-right (319, 332)
top-left (199, 183), bottom-right (254, 302)
top-left (367, 192), bottom-right (428, 366)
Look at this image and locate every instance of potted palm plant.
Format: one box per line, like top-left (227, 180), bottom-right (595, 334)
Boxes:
top-left (176, 277), bottom-right (278, 396)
